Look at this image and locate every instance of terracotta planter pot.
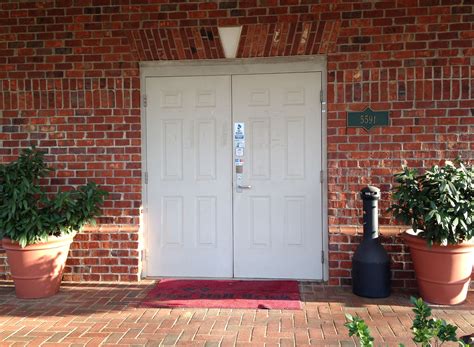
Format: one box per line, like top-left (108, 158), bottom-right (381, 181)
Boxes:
top-left (403, 232), bottom-right (474, 305)
top-left (2, 234), bottom-right (74, 299)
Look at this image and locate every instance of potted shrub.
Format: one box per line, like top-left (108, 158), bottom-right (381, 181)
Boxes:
top-left (0, 147), bottom-right (107, 298)
top-left (389, 160), bottom-right (474, 305)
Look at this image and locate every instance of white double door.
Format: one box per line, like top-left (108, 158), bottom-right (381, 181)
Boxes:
top-left (146, 72), bottom-right (323, 279)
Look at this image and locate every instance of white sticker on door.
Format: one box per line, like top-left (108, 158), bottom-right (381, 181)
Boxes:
top-left (234, 123), bottom-right (245, 140)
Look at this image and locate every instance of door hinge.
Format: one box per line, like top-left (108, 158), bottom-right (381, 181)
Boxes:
top-left (319, 89), bottom-right (324, 103)
top-left (143, 94), bottom-right (147, 107)
top-left (141, 249), bottom-right (147, 261)
top-left (320, 170), bottom-right (324, 183)
top-left (321, 250), bottom-right (325, 264)
top-left (144, 171), bottom-right (148, 184)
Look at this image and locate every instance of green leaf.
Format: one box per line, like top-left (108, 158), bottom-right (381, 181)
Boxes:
top-left (0, 146), bottom-right (108, 247)
top-left (388, 159), bottom-right (474, 245)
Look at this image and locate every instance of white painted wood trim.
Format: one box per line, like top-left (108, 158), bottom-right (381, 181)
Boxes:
top-left (139, 72), bottom-right (148, 278)
top-left (140, 56), bottom-right (327, 76)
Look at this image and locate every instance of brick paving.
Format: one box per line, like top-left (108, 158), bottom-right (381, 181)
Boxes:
top-left (0, 281), bottom-right (472, 346)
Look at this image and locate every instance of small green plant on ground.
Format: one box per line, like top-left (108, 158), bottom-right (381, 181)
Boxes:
top-left (345, 297), bottom-right (467, 346)
top-left (345, 314), bottom-right (374, 347)
top-left (410, 297), bottom-right (459, 346)
top-left (0, 147), bottom-right (108, 247)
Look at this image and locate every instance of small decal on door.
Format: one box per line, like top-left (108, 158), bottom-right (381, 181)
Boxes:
top-left (234, 123), bottom-right (245, 140)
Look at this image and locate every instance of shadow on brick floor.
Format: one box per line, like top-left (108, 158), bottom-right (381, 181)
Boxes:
top-left (0, 281), bottom-right (472, 346)
top-left (300, 282), bottom-right (474, 310)
top-left (0, 280), bottom-right (155, 317)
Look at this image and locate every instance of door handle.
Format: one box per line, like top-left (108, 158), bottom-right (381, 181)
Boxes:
top-left (237, 184), bottom-right (252, 189)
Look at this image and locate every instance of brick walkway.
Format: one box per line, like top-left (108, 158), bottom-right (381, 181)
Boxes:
top-left (0, 281), bottom-right (472, 346)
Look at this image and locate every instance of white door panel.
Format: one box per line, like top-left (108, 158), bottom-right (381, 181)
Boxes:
top-left (146, 76), bottom-right (233, 277)
top-left (232, 73), bottom-right (323, 279)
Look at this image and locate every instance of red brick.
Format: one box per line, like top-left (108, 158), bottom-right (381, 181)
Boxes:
top-left (0, 2), bottom-right (471, 287)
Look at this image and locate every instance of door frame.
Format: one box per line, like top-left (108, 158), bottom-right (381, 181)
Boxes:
top-left (140, 56), bottom-right (328, 281)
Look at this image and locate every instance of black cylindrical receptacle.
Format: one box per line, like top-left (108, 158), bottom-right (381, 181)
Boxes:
top-left (352, 186), bottom-right (391, 298)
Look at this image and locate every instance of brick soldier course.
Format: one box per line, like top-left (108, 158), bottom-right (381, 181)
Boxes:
top-left (0, 1), bottom-right (473, 286)
top-left (0, 281), bottom-right (473, 346)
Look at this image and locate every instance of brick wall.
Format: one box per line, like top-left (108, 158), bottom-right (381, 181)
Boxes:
top-left (0, 0), bottom-right (472, 286)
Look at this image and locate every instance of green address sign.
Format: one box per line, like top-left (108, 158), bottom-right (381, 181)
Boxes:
top-left (347, 108), bottom-right (390, 131)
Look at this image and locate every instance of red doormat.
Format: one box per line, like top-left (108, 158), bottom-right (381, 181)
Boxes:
top-left (141, 279), bottom-right (301, 309)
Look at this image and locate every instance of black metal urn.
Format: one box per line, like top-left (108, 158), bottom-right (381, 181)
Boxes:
top-left (352, 186), bottom-right (391, 298)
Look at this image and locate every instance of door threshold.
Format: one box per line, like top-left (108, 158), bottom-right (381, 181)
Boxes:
top-left (145, 276), bottom-right (324, 282)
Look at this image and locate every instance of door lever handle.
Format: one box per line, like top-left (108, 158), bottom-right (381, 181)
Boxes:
top-left (237, 184), bottom-right (252, 189)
